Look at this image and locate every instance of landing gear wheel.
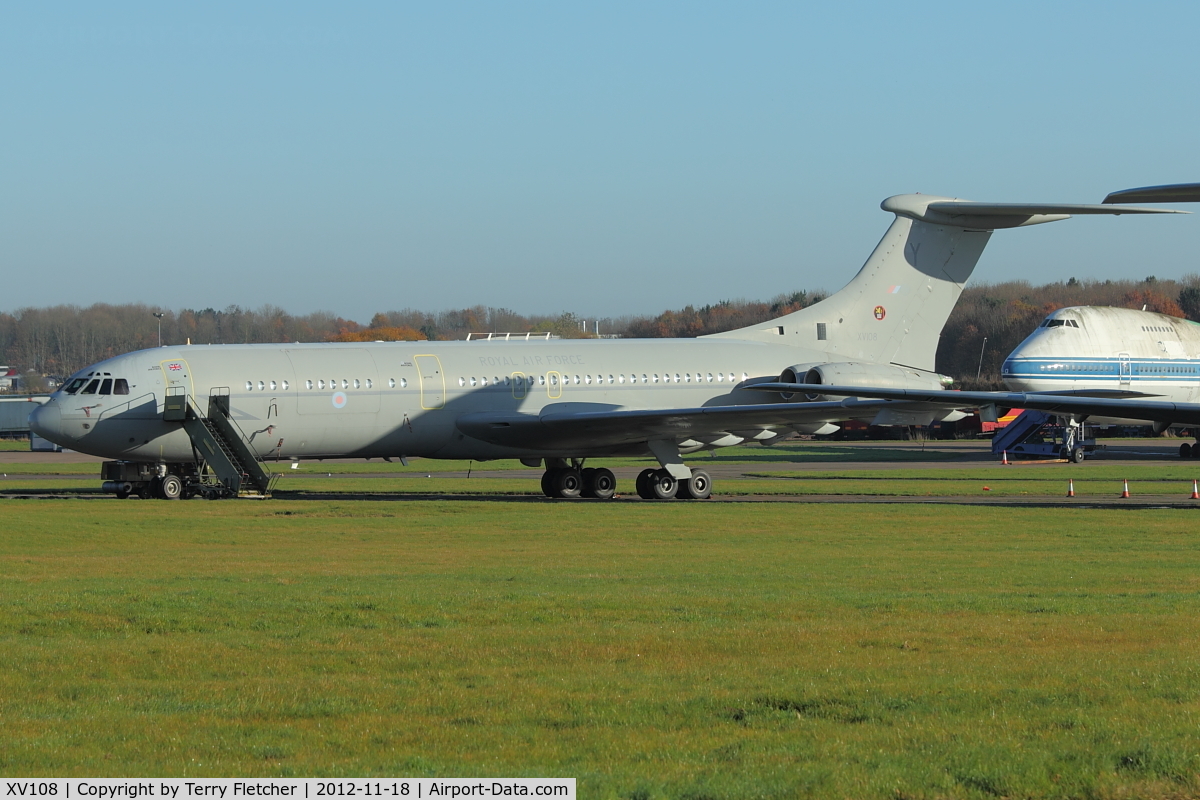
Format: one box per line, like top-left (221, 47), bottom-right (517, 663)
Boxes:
top-left (1070, 447), bottom-right (1085, 464)
top-left (650, 469), bottom-right (678, 500)
top-left (540, 470), bottom-right (557, 497)
top-left (552, 468), bottom-right (583, 499)
top-left (115, 488), bottom-right (131, 500)
top-left (1191, 443), bottom-right (1200, 459)
top-left (136, 484), bottom-right (153, 500)
top-left (1181, 443), bottom-right (1193, 459)
top-left (159, 474), bottom-right (183, 500)
top-left (677, 469), bottom-right (712, 500)
top-left (586, 468), bottom-right (617, 500)
top-left (636, 468), bottom-right (657, 500)
top-left (580, 467), bottom-right (598, 498)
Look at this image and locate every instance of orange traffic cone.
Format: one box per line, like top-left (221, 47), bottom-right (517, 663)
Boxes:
top-left (1190, 479), bottom-right (1198, 500)
top-left (1001, 450), bottom-right (1010, 466)
top-left (1120, 479), bottom-right (1130, 499)
top-left (1067, 479), bottom-right (1075, 498)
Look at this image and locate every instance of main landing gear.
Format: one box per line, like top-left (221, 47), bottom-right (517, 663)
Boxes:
top-left (540, 461), bottom-right (618, 499)
top-left (635, 468), bottom-right (712, 500)
top-left (1180, 442), bottom-right (1200, 459)
top-left (537, 460), bottom-right (712, 500)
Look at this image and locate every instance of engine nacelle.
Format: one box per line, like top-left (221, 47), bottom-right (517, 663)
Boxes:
top-left (796, 362), bottom-right (948, 401)
top-left (777, 363), bottom-right (827, 400)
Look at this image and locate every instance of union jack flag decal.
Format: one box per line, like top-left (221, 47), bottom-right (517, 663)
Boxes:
top-left (167, 363), bottom-right (183, 371)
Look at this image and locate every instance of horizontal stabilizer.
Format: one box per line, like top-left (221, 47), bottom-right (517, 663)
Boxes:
top-left (1103, 183), bottom-right (1200, 204)
top-left (880, 194), bottom-right (1184, 231)
top-left (926, 201), bottom-right (1185, 216)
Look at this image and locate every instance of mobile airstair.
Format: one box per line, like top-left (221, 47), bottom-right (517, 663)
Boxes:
top-left (165, 387), bottom-right (276, 497)
top-left (991, 409), bottom-right (1099, 462)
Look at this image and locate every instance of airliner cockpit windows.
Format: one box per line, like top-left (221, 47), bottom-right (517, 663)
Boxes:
top-left (63, 378), bottom-right (88, 394)
top-left (80, 380), bottom-right (100, 394)
top-left (113, 379), bottom-right (129, 395)
top-left (98, 379), bottom-right (113, 394)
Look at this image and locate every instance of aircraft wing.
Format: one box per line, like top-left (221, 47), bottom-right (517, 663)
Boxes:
top-left (455, 397), bottom-right (959, 451)
top-left (749, 383), bottom-right (1200, 426)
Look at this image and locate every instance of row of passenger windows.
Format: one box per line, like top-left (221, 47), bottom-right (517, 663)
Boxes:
top-left (1037, 363), bottom-right (1196, 374)
top-left (456, 372), bottom-right (749, 387)
top-left (246, 378), bottom-right (409, 391)
top-left (243, 372), bottom-right (750, 392)
top-left (1142, 325), bottom-right (1176, 333)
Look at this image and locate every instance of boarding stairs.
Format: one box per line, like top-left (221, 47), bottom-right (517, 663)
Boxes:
top-left (991, 409), bottom-right (1097, 461)
top-left (990, 410), bottom-right (1052, 456)
top-left (165, 387), bottom-right (276, 497)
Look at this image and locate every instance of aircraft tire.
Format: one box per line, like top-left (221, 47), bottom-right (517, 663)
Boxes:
top-left (540, 470), bottom-right (557, 497)
top-left (1192, 443), bottom-right (1200, 459)
top-left (115, 488), bottom-right (131, 500)
top-left (650, 469), bottom-right (678, 500)
top-left (1181, 443), bottom-right (1192, 459)
top-left (678, 469), bottom-right (712, 500)
top-left (553, 468), bottom-right (583, 499)
top-left (1070, 447), bottom-right (1085, 464)
top-left (589, 468), bottom-right (617, 500)
top-left (635, 468), bottom-right (657, 499)
top-left (580, 468), bottom-right (598, 498)
top-left (160, 474), bottom-right (183, 500)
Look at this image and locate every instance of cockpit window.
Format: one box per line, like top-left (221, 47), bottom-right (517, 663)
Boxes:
top-left (99, 379), bottom-right (113, 395)
top-left (80, 379), bottom-right (101, 395)
top-left (113, 379), bottom-right (129, 395)
top-left (1041, 319), bottom-right (1078, 329)
top-left (63, 378), bottom-right (88, 394)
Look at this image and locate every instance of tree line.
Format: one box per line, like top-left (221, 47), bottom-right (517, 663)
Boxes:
top-left (1, 277), bottom-right (1196, 389)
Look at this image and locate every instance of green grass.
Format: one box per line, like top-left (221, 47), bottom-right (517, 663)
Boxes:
top-left (2, 501), bottom-right (1199, 798)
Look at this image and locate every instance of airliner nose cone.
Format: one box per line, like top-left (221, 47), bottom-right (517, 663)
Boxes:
top-left (28, 402), bottom-right (63, 444)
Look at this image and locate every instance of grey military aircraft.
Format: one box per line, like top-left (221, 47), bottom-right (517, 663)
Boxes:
top-left (29, 193), bottom-right (1178, 500)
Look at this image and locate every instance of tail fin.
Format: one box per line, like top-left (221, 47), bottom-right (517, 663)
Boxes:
top-left (708, 194), bottom-right (1180, 372)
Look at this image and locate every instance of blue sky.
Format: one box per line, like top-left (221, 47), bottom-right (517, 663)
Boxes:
top-left (3, 2), bottom-right (1199, 323)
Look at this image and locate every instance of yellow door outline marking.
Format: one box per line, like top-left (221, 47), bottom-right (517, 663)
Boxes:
top-left (414, 355), bottom-right (445, 410)
top-left (547, 370), bottom-right (562, 399)
top-left (511, 371), bottom-right (527, 400)
top-left (159, 358), bottom-right (195, 401)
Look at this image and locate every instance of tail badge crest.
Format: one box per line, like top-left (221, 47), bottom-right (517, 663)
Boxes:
top-left (874, 306), bottom-right (886, 320)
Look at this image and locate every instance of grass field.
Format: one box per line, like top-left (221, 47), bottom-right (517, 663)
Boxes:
top-left (2, 499), bottom-right (1199, 798)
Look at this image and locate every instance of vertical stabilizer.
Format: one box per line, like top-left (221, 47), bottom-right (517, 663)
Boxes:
top-left (709, 194), bottom-right (1177, 372)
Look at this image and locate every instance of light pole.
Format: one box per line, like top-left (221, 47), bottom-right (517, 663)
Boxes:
top-left (153, 312), bottom-right (165, 347)
top-left (976, 337), bottom-right (988, 381)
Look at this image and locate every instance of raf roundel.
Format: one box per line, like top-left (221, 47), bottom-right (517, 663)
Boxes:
top-left (331, 391), bottom-right (348, 409)
top-left (874, 305), bottom-right (886, 320)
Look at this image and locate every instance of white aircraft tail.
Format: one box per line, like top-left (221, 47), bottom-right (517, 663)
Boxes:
top-left (709, 194), bottom-right (1181, 372)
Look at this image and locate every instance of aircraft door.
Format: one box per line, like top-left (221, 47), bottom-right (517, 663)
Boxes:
top-left (1118, 353), bottom-right (1131, 386)
top-left (415, 355), bottom-right (445, 409)
top-left (159, 358), bottom-right (195, 412)
top-left (512, 372), bottom-right (527, 400)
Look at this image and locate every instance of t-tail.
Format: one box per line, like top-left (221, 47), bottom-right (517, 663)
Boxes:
top-left (709, 194), bottom-right (1182, 372)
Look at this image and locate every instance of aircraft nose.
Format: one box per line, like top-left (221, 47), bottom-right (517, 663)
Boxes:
top-left (28, 401), bottom-right (63, 444)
